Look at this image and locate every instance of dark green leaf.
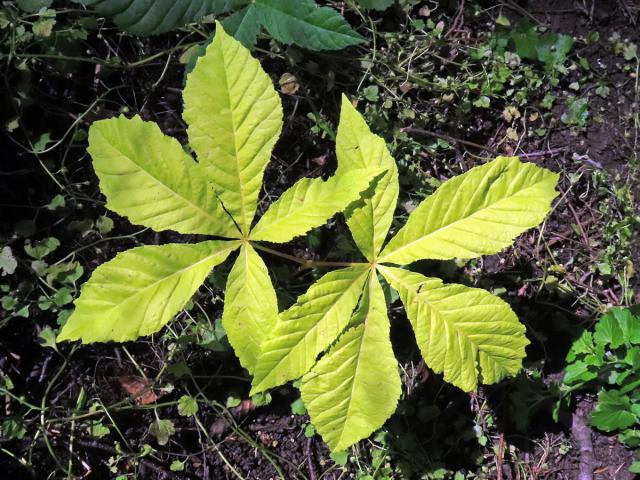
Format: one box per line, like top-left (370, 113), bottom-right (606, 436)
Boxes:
top-left (357, 0), bottom-right (395, 10)
top-left (16, 0), bottom-right (53, 13)
top-left (223, 4), bottom-right (261, 48)
top-left (590, 390), bottom-right (638, 432)
top-left (74, 0), bottom-right (248, 35)
top-left (255, 0), bottom-right (365, 51)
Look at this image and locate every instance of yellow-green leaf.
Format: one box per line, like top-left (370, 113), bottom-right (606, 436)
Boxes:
top-left (378, 266), bottom-right (528, 391)
top-left (57, 241), bottom-right (240, 343)
top-left (183, 23), bottom-right (283, 235)
top-left (301, 274), bottom-right (401, 451)
top-left (88, 115), bottom-right (237, 237)
top-left (249, 169), bottom-right (375, 243)
top-left (379, 156), bottom-right (559, 264)
top-left (336, 95), bottom-right (399, 260)
top-left (251, 266), bottom-right (370, 394)
top-left (222, 243), bottom-right (278, 373)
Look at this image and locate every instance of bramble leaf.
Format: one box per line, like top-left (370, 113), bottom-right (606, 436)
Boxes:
top-left (379, 266), bottom-right (528, 391)
top-left (223, 4), bottom-right (262, 48)
top-left (301, 274), bottom-right (400, 451)
top-left (57, 241), bottom-right (240, 343)
top-left (336, 96), bottom-right (398, 260)
top-left (183, 23), bottom-right (283, 235)
top-left (88, 115), bottom-right (237, 237)
top-left (250, 169), bottom-right (376, 243)
top-left (73, 0), bottom-right (247, 35)
top-left (251, 266), bottom-right (370, 394)
top-left (222, 243), bottom-right (278, 373)
top-left (379, 156), bottom-right (559, 265)
top-left (253, 0), bottom-right (365, 51)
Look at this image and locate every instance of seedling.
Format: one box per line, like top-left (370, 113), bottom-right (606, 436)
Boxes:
top-left (58, 24), bottom-right (559, 451)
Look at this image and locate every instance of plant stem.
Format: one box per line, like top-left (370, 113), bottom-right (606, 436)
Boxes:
top-left (401, 127), bottom-right (498, 154)
top-left (251, 243), bottom-right (363, 269)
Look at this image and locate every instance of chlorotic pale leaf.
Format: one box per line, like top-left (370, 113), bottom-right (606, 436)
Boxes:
top-left (254, 0), bottom-right (365, 51)
top-left (73, 0), bottom-right (247, 35)
top-left (336, 95), bottom-right (398, 260)
top-left (57, 241), bottom-right (240, 343)
top-left (379, 157), bottom-right (559, 264)
top-left (87, 115), bottom-right (238, 238)
top-left (378, 266), bottom-right (528, 391)
top-left (222, 243), bottom-right (278, 373)
top-left (183, 23), bottom-right (283, 235)
top-left (249, 169), bottom-right (376, 243)
top-left (301, 274), bottom-right (401, 451)
top-left (251, 266), bottom-right (370, 394)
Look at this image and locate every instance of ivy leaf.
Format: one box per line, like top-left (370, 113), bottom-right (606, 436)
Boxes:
top-left (222, 243), bottom-right (278, 373)
top-left (87, 115), bottom-right (237, 237)
top-left (336, 96), bottom-right (398, 261)
top-left (149, 419), bottom-right (175, 446)
top-left (379, 266), bottom-right (528, 391)
top-left (379, 157), bottom-right (559, 265)
top-left (254, 0), bottom-right (365, 51)
top-left (177, 395), bottom-right (199, 417)
top-left (183, 23), bottom-right (283, 235)
top-left (250, 169), bottom-right (376, 243)
top-left (590, 390), bottom-right (638, 432)
top-left (57, 241), bottom-right (240, 343)
top-left (251, 266), bottom-right (370, 394)
top-left (301, 274), bottom-right (400, 451)
top-left (73, 0), bottom-right (248, 35)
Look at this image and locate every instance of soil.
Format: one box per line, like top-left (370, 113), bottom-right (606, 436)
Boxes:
top-left (1, 0), bottom-right (639, 479)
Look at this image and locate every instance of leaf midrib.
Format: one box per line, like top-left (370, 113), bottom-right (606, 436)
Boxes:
top-left (99, 132), bottom-right (236, 236)
top-left (218, 37), bottom-right (250, 235)
top-left (379, 177), bottom-right (551, 262)
top-left (255, 268), bottom-right (368, 390)
top-left (336, 274), bottom-right (375, 448)
top-left (107, 242), bottom-right (239, 315)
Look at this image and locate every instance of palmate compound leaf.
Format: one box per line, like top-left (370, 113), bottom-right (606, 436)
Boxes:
top-left (249, 168), bottom-right (379, 243)
top-left (183, 23), bottom-right (283, 236)
top-left (73, 0), bottom-right (248, 35)
top-left (57, 241), bottom-right (240, 343)
top-left (301, 274), bottom-right (401, 451)
top-left (250, 266), bottom-right (370, 394)
top-left (378, 266), bottom-right (529, 391)
top-left (379, 156), bottom-right (559, 265)
top-left (222, 243), bottom-right (279, 373)
top-left (87, 115), bottom-right (238, 238)
top-left (336, 95), bottom-right (399, 261)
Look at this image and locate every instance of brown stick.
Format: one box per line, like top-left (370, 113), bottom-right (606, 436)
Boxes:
top-left (571, 402), bottom-right (595, 480)
top-left (496, 432), bottom-right (505, 480)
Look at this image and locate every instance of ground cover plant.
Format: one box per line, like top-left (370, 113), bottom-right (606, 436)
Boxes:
top-left (563, 306), bottom-right (640, 455)
top-left (1, 1), bottom-right (640, 478)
